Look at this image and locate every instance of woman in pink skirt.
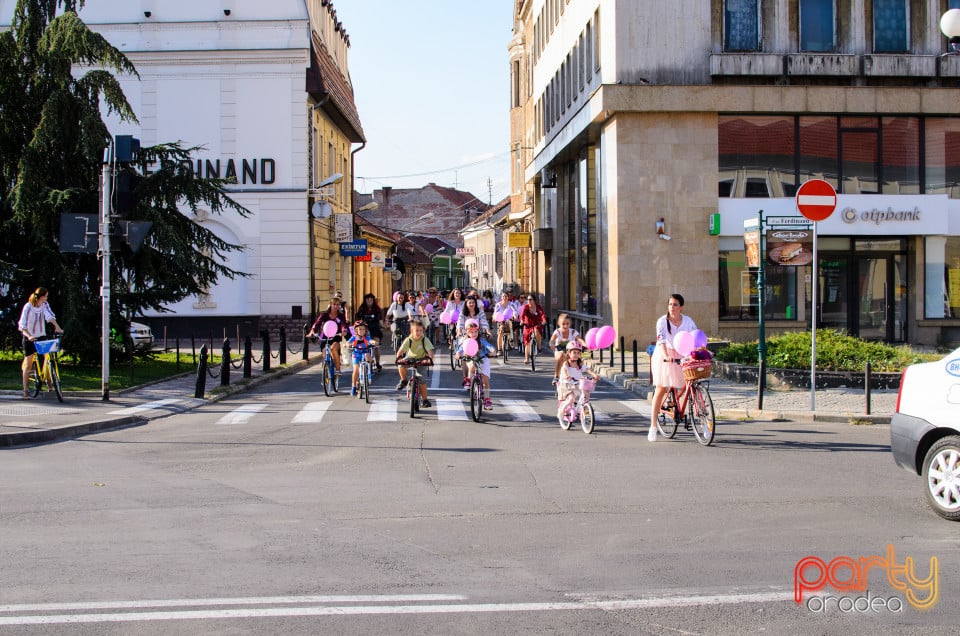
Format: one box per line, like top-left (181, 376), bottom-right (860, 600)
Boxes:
top-left (649, 293), bottom-right (697, 441)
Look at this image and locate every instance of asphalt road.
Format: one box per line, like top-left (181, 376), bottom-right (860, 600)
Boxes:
top-left (0, 352), bottom-right (957, 635)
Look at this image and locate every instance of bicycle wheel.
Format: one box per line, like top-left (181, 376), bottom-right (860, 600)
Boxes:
top-left (501, 336), bottom-right (508, 364)
top-left (580, 402), bottom-right (595, 434)
top-left (409, 376), bottom-right (419, 418)
top-left (332, 365), bottom-right (340, 393)
top-left (321, 358), bottom-right (331, 397)
top-left (558, 401), bottom-right (571, 430)
top-left (27, 363), bottom-right (41, 398)
top-left (363, 365), bottom-right (371, 404)
top-left (49, 357), bottom-right (63, 403)
top-left (469, 377), bottom-right (483, 422)
top-left (529, 340), bottom-right (537, 372)
top-left (656, 390), bottom-right (678, 438)
top-left (689, 383), bottom-right (716, 446)
top-left (449, 341), bottom-right (456, 371)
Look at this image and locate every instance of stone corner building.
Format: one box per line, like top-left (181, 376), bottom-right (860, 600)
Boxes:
top-left (511, 0), bottom-right (960, 348)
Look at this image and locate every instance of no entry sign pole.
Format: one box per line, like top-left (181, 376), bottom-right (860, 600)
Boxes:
top-left (795, 179), bottom-right (838, 411)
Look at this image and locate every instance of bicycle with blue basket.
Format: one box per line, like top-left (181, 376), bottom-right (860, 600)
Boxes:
top-left (28, 335), bottom-right (64, 402)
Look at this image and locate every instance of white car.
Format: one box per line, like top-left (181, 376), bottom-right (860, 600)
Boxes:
top-left (129, 321), bottom-right (154, 350)
top-left (891, 346), bottom-right (960, 521)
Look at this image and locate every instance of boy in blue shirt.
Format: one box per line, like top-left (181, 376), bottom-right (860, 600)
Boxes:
top-left (346, 320), bottom-right (374, 396)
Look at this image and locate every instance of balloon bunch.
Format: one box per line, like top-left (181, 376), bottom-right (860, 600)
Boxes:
top-left (493, 307), bottom-right (515, 322)
top-left (673, 329), bottom-right (710, 358)
top-left (584, 325), bottom-right (616, 350)
top-left (439, 307), bottom-right (460, 325)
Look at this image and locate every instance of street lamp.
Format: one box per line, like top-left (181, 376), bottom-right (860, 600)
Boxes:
top-left (942, 9), bottom-right (960, 54)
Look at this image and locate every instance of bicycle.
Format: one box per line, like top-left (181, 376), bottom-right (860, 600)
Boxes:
top-left (497, 322), bottom-right (511, 364)
top-left (350, 344), bottom-right (377, 404)
top-left (391, 318), bottom-right (408, 353)
top-left (460, 354), bottom-right (488, 422)
top-left (310, 336), bottom-right (340, 397)
top-left (28, 336), bottom-right (64, 402)
top-left (398, 358), bottom-right (432, 418)
top-left (556, 377), bottom-right (595, 434)
top-left (448, 327), bottom-right (461, 372)
top-left (523, 326), bottom-right (541, 372)
top-left (656, 359), bottom-right (716, 445)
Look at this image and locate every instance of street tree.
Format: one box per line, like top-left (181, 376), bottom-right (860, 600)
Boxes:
top-left (0, 0), bottom-right (249, 360)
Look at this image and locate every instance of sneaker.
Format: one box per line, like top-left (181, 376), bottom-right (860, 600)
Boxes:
top-left (421, 399), bottom-right (432, 408)
top-left (396, 379), bottom-right (408, 391)
top-left (376, 364), bottom-right (383, 372)
top-left (462, 378), bottom-right (470, 388)
top-left (483, 398), bottom-right (493, 409)
top-left (351, 386), bottom-right (358, 396)
top-left (648, 427), bottom-right (658, 442)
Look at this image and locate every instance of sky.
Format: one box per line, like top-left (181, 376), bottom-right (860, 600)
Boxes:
top-left (333, 1), bottom-right (513, 206)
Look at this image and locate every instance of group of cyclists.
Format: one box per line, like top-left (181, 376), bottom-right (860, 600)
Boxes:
top-left (304, 287), bottom-right (597, 416)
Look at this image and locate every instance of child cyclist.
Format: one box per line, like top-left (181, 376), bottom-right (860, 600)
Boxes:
top-left (346, 320), bottom-right (374, 396)
top-left (456, 318), bottom-right (496, 410)
top-left (556, 341), bottom-right (599, 420)
top-left (395, 318), bottom-right (435, 408)
top-left (549, 312), bottom-right (587, 385)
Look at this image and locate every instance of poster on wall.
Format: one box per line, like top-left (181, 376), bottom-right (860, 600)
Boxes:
top-left (334, 214), bottom-right (353, 242)
top-left (743, 229), bottom-right (760, 268)
top-left (740, 270), bottom-right (759, 307)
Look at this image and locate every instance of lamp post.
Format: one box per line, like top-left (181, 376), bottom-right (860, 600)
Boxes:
top-left (942, 9), bottom-right (960, 54)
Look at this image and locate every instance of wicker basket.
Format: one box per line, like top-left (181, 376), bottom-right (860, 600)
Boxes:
top-left (682, 358), bottom-right (711, 381)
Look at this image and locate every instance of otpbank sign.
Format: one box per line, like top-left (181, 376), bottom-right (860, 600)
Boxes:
top-left (794, 545), bottom-right (938, 613)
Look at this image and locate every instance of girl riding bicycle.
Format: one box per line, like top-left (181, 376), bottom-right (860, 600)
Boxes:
top-left (456, 319), bottom-right (495, 410)
top-left (549, 313), bottom-right (587, 385)
top-left (346, 320), bottom-right (374, 396)
top-left (556, 342), bottom-right (598, 420)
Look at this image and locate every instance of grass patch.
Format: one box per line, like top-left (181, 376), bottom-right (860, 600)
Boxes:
top-left (713, 330), bottom-right (941, 373)
top-left (0, 350), bottom-right (207, 392)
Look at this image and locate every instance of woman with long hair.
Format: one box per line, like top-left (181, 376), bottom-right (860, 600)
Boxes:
top-left (18, 287), bottom-right (63, 399)
top-left (649, 293), bottom-right (697, 442)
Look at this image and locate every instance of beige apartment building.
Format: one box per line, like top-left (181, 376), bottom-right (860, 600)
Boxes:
top-left (511, 0), bottom-right (960, 347)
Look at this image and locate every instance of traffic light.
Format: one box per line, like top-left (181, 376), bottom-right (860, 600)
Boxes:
top-left (114, 170), bottom-right (142, 215)
top-left (115, 135), bottom-right (140, 162)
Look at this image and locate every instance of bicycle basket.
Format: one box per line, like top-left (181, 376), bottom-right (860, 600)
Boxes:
top-left (580, 377), bottom-right (596, 393)
top-left (681, 358), bottom-right (711, 381)
top-left (34, 338), bottom-right (60, 354)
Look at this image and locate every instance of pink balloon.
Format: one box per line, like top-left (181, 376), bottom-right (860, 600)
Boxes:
top-left (322, 320), bottom-right (338, 338)
top-left (502, 307), bottom-right (514, 321)
top-left (493, 310), bottom-right (504, 322)
top-left (596, 325), bottom-right (616, 350)
top-left (585, 327), bottom-right (599, 350)
top-left (673, 331), bottom-right (695, 357)
top-left (692, 329), bottom-right (708, 349)
top-left (450, 309), bottom-right (460, 322)
top-left (462, 338), bottom-right (479, 357)
top-left (425, 303), bottom-right (433, 314)
top-left (440, 312), bottom-right (452, 325)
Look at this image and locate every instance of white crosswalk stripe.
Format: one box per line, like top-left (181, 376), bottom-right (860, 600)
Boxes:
top-left (500, 399), bottom-right (540, 422)
top-left (435, 398), bottom-right (469, 421)
top-left (367, 400), bottom-right (397, 422)
top-left (620, 400), bottom-right (649, 416)
top-left (291, 401), bottom-right (332, 424)
top-left (591, 406), bottom-right (611, 421)
top-left (217, 404), bottom-right (267, 425)
top-left (107, 398), bottom-right (184, 416)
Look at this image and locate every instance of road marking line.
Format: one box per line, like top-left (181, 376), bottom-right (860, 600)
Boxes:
top-left (591, 407), bottom-right (611, 421)
top-left (107, 398), bottom-right (183, 415)
top-left (501, 399), bottom-right (540, 422)
top-left (430, 366), bottom-right (440, 390)
top-left (216, 404), bottom-right (267, 425)
top-left (367, 400), bottom-right (397, 422)
top-left (620, 400), bottom-right (649, 416)
top-left (0, 591), bottom-right (792, 625)
top-left (291, 401), bottom-right (332, 424)
top-left (436, 398), bottom-right (469, 421)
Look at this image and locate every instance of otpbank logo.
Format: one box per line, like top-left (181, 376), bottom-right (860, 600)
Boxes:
top-left (794, 545), bottom-right (938, 613)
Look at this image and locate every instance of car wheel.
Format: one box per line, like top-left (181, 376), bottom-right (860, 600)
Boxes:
top-left (922, 435), bottom-right (960, 521)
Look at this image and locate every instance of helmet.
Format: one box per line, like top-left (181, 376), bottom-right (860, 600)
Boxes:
top-left (465, 319), bottom-right (480, 329)
top-left (566, 341), bottom-right (583, 352)
top-left (354, 320), bottom-right (367, 328)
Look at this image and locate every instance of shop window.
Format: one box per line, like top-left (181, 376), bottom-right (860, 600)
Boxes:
top-left (924, 118), bottom-right (960, 197)
top-left (724, 0), bottom-right (760, 51)
top-left (719, 246), bottom-right (798, 320)
top-left (719, 116), bottom-right (796, 197)
top-left (744, 178), bottom-right (770, 197)
top-left (925, 237), bottom-right (960, 319)
top-left (800, 0), bottom-right (835, 52)
top-left (881, 117), bottom-right (920, 194)
top-left (873, 0), bottom-right (908, 53)
top-left (799, 116), bottom-right (838, 189)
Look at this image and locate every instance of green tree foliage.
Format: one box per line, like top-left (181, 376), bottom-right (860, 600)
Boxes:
top-left (0, 1), bottom-right (249, 360)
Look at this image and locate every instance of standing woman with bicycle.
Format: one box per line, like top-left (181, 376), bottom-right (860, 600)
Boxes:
top-left (649, 293), bottom-right (697, 442)
top-left (18, 287), bottom-right (63, 400)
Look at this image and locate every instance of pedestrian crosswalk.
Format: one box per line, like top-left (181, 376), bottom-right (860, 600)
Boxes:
top-left (203, 397), bottom-right (648, 426)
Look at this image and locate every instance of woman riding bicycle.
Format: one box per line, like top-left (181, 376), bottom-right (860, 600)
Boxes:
top-left (307, 297), bottom-right (348, 376)
top-left (456, 318), bottom-right (495, 410)
top-left (357, 293), bottom-right (384, 371)
top-left (649, 293), bottom-right (697, 442)
top-left (18, 287), bottom-right (63, 400)
top-left (386, 291), bottom-right (415, 347)
top-left (519, 294), bottom-right (546, 364)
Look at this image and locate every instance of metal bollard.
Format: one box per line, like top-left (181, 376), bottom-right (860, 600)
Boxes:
top-left (302, 331), bottom-right (310, 361)
top-left (865, 361), bottom-right (872, 415)
top-left (620, 336), bottom-right (625, 373)
top-left (191, 335), bottom-right (196, 365)
top-left (261, 329), bottom-right (270, 372)
top-left (220, 338), bottom-right (231, 387)
top-left (757, 359), bottom-right (766, 411)
top-left (195, 344), bottom-right (208, 398)
top-left (609, 343), bottom-right (614, 368)
top-left (176, 336), bottom-right (181, 371)
top-left (279, 326), bottom-right (287, 365)
top-left (632, 339), bottom-right (638, 378)
top-left (243, 335), bottom-right (252, 378)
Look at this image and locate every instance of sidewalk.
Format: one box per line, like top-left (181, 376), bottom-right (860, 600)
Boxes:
top-left (0, 353), bottom-right (319, 448)
top-left (584, 351), bottom-right (896, 424)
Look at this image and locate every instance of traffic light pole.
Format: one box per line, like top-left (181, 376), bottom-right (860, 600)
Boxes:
top-left (101, 144), bottom-right (113, 401)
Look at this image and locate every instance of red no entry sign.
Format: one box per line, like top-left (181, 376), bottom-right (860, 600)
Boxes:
top-left (795, 179), bottom-right (837, 222)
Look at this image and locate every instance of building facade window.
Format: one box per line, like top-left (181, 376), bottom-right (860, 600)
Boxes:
top-left (925, 118), bottom-right (960, 196)
top-left (593, 10), bottom-right (601, 72)
top-left (719, 116), bottom-right (796, 198)
top-left (719, 241), bottom-right (797, 321)
top-left (800, 0), bottom-right (835, 52)
top-left (951, 0), bottom-right (960, 9)
top-left (724, 0), bottom-right (760, 51)
top-left (511, 59), bottom-right (521, 108)
top-left (873, 0), bottom-right (909, 53)
top-left (926, 237), bottom-right (960, 318)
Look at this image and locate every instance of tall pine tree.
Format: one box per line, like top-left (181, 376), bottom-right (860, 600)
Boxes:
top-left (0, 0), bottom-right (249, 360)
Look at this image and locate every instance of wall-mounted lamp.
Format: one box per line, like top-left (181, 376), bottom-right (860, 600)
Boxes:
top-left (223, 9), bottom-right (231, 16)
top-left (941, 9), bottom-right (960, 54)
top-left (143, 11), bottom-right (151, 17)
top-left (657, 217), bottom-right (671, 241)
